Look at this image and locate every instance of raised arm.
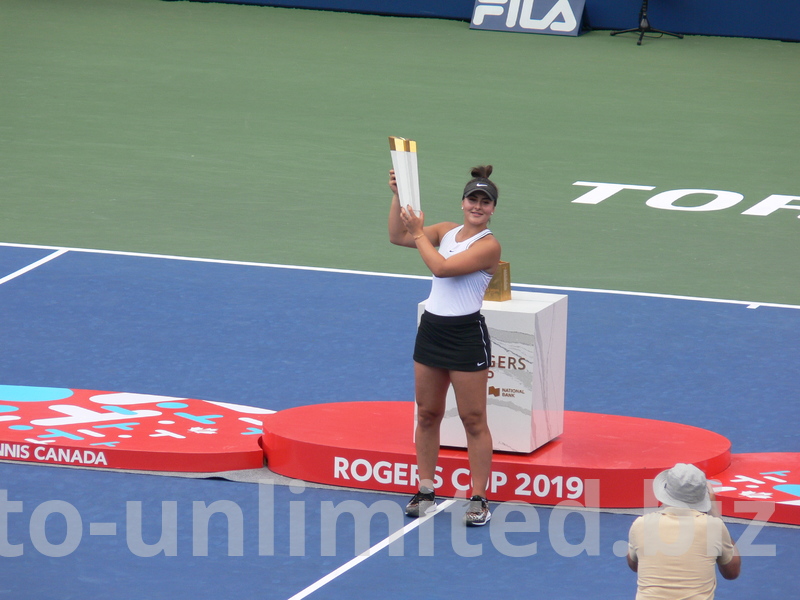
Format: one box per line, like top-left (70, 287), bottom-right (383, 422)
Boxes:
top-left (388, 169), bottom-right (456, 252)
top-left (417, 231), bottom-right (499, 278)
top-left (400, 205), bottom-right (499, 277)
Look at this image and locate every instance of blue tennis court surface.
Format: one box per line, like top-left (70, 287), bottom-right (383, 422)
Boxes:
top-left (1, 244), bottom-right (798, 599)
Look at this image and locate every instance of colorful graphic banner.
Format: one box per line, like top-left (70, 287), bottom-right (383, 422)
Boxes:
top-left (0, 385), bottom-right (269, 472)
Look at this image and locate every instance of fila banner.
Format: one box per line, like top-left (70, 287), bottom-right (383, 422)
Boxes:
top-left (471, 0), bottom-right (586, 37)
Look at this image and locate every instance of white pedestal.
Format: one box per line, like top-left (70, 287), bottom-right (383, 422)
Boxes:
top-left (416, 291), bottom-right (567, 453)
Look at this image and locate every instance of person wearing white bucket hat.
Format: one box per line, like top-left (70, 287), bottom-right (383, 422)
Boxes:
top-left (627, 463), bottom-right (741, 599)
top-left (653, 462), bottom-right (713, 512)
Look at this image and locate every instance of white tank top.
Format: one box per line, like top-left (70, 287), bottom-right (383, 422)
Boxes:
top-left (424, 226), bottom-right (494, 316)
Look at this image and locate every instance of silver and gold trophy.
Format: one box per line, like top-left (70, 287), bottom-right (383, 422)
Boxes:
top-left (389, 136), bottom-right (421, 214)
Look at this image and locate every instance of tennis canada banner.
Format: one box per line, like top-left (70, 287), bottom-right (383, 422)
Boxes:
top-left (471, 0), bottom-right (586, 36)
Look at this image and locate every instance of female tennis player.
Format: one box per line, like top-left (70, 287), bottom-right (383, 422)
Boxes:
top-left (388, 165), bottom-right (501, 526)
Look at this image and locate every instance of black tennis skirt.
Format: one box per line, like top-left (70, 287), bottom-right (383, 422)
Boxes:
top-left (413, 311), bottom-right (491, 372)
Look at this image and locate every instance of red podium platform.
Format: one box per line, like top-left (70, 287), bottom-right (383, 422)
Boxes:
top-left (263, 401), bottom-right (732, 509)
top-left (261, 401), bottom-right (800, 525)
top-left (3, 386), bottom-right (797, 525)
top-left (0, 386), bottom-right (269, 472)
top-left (711, 453), bottom-right (800, 526)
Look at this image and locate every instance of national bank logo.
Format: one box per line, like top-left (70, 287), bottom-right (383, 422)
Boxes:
top-left (471, 0), bottom-right (586, 37)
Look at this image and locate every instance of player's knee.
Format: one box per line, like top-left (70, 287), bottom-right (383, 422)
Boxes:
top-left (459, 411), bottom-right (487, 436)
top-left (417, 406), bottom-right (444, 429)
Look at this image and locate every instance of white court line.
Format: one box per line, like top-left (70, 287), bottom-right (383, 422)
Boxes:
top-left (0, 248), bottom-right (69, 286)
top-left (510, 282), bottom-right (800, 311)
top-left (287, 499), bottom-right (457, 600)
top-left (1, 242), bottom-right (798, 311)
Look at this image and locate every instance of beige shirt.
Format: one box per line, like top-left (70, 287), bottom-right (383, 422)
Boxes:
top-left (628, 507), bottom-right (736, 600)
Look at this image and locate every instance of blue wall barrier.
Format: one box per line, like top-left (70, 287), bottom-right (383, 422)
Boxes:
top-left (196, 0), bottom-right (800, 41)
top-left (191, 0), bottom-right (476, 19)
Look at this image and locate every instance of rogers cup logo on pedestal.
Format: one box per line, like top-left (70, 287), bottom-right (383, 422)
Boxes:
top-left (471, 0), bottom-right (585, 36)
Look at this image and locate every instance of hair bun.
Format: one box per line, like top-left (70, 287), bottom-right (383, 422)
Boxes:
top-left (471, 165), bottom-right (493, 179)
